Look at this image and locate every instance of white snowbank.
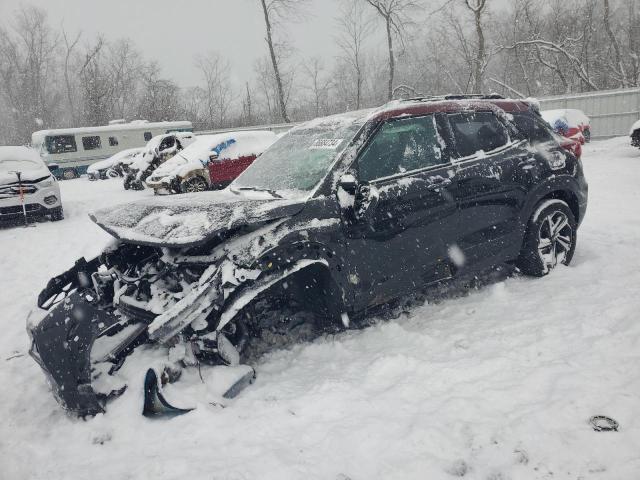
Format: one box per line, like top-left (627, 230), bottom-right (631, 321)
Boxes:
top-left (1, 139), bottom-right (640, 479)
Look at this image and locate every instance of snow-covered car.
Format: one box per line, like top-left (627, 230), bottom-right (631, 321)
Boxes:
top-left (541, 108), bottom-right (591, 143)
top-left (0, 146), bottom-right (63, 223)
top-left (145, 131), bottom-right (278, 194)
top-left (87, 147), bottom-right (144, 180)
top-left (630, 119), bottom-right (640, 149)
top-left (29, 96), bottom-right (588, 417)
top-left (123, 132), bottom-right (196, 190)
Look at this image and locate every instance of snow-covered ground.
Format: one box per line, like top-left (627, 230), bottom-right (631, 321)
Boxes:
top-left (1, 138), bottom-right (639, 479)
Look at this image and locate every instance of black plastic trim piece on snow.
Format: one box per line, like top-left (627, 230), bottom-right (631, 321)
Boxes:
top-left (589, 416), bottom-right (619, 432)
top-left (142, 369), bottom-right (193, 418)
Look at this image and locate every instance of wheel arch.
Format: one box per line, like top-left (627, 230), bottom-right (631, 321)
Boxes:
top-left (523, 177), bottom-right (582, 225)
top-left (216, 258), bottom-right (347, 333)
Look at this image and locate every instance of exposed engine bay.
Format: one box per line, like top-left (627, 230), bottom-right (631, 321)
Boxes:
top-left (27, 241), bottom-right (275, 417)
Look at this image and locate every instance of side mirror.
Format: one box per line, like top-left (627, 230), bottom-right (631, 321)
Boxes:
top-left (338, 173), bottom-right (358, 194)
top-left (47, 163), bottom-right (59, 173)
top-left (337, 173), bottom-right (378, 224)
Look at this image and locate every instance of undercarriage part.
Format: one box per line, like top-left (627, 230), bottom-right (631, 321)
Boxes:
top-left (142, 369), bottom-right (193, 418)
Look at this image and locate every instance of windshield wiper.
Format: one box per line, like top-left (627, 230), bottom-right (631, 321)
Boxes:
top-left (234, 186), bottom-right (283, 199)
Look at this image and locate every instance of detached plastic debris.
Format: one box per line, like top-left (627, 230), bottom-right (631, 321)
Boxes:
top-left (143, 364), bottom-right (256, 418)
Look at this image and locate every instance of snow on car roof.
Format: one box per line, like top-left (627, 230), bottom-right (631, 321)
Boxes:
top-left (541, 109), bottom-right (590, 127)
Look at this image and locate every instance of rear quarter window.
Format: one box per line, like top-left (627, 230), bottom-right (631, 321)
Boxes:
top-left (448, 111), bottom-right (509, 157)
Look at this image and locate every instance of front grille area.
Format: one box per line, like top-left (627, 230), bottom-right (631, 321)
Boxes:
top-left (0, 204), bottom-right (42, 216)
top-left (0, 184), bottom-right (37, 198)
top-left (117, 297), bottom-right (159, 324)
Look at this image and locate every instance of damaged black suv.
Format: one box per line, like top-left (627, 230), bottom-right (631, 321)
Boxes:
top-left (29, 95), bottom-right (588, 416)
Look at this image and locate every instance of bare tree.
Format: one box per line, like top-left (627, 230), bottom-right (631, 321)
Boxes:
top-left (464, 0), bottom-right (488, 93)
top-left (302, 57), bottom-right (332, 117)
top-left (61, 27), bottom-right (81, 124)
top-left (136, 62), bottom-right (182, 121)
top-left (336, 0), bottom-right (374, 109)
top-left (0, 6), bottom-right (61, 143)
top-left (196, 51), bottom-right (233, 129)
top-left (362, 0), bottom-right (419, 100)
top-left (258, 0), bottom-right (309, 122)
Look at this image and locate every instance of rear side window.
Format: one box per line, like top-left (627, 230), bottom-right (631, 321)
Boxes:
top-left (82, 136), bottom-right (101, 150)
top-left (159, 136), bottom-right (175, 151)
top-left (358, 115), bottom-right (445, 182)
top-left (144, 132), bottom-right (152, 141)
top-left (45, 135), bottom-right (77, 154)
top-left (448, 112), bottom-right (509, 157)
top-left (109, 136), bottom-right (119, 146)
top-left (511, 113), bottom-right (554, 144)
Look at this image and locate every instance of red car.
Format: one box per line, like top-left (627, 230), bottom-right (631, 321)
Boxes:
top-left (541, 109), bottom-right (591, 144)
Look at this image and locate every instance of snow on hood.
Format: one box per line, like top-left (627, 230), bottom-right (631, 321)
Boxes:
top-left (541, 109), bottom-right (590, 127)
top-left (150, 131), bottom-right (277, 181)
top-left (89, 190), bottom-right (306, 247)
top-left (0, 146), bottom-right (50, 184)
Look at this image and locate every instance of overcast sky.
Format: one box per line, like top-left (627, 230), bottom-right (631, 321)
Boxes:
top-left (0, 0), bottom-right (346, 87)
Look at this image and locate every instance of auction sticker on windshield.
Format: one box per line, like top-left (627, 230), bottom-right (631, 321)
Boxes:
top-left (309, 139), bottom-right (343, 150)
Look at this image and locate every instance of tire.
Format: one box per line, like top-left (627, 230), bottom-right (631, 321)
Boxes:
top-left (583, 128), bottom-right (591, 143)
top-left (181, 176), bottom-right (208, 193)
top-left (517, 199), bottom-right (577, 277)
top-left (49, 206), bottom-right (64, 222)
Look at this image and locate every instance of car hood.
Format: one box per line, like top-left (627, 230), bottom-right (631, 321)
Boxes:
top-left (0, 167), bottom-right (51, 185)
top-left (90, 190), bottom-right (307, 247)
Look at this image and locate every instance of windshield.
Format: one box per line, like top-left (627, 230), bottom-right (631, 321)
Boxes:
top-left (232, 122), bottom-right (363, 194)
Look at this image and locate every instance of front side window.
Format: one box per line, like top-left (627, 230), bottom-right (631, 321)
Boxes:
top-left (45, 135), bottom-right (77, 154)
top-left (159, 136), bottom-right (175, 151)
top-left (82, 136), bottom-right (101, 150)
top-left (109, 136), bottom-right (119, 146)
top-left (358, 115), bottom-right (445, 182)
top-left (448, 112), bottom-right (509, 157)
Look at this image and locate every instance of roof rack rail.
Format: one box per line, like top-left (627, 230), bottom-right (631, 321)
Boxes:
top-left (400, 93), bottom-right (505, 103)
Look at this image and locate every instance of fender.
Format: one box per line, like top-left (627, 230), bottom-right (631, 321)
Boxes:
top-left (216, 258), bottom-right (331, 332)
top-left (519, 173), bottom-right (586, 228)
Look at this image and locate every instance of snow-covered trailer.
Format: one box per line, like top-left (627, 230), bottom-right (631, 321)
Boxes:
top-left (31, 120), bottom-right (193, 179)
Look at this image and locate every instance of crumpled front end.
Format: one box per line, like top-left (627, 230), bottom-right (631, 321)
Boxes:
top-left (28, 241), bottom-right (262, 417)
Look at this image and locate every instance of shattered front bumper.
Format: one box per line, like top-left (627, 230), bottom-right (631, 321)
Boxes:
top-left (28, 291), bottom-right (145, 416)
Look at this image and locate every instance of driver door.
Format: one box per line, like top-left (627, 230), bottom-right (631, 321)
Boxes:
top-left (340, 114), bottom-right (458, 311)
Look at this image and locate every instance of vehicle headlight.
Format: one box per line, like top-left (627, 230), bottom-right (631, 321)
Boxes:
top-left (38, 176), bottom-right (55, 187)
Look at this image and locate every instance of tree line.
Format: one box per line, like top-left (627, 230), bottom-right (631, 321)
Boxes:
top-left (1, 0), bottom-right (638, 145)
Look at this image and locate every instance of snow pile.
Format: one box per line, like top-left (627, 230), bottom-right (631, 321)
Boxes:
top-left (1, 139), bottom-right (640, 479)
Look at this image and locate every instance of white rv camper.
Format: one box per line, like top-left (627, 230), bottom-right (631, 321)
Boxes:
top-left (31, 120), bottom-right (193, 179)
